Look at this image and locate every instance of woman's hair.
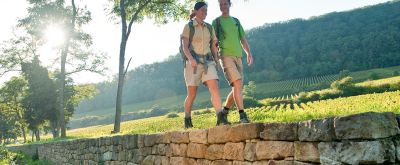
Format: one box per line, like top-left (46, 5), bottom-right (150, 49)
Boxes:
top-left (190, 1), bottom-right (207, 20)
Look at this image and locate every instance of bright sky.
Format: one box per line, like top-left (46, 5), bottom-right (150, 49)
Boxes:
top-left (0, 0), bottom-right (391, 85)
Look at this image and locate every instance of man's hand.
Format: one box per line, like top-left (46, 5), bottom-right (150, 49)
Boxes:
top-left (247, 53), bottom-right (253, 66)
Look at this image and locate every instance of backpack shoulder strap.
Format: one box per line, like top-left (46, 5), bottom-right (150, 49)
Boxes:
top-left (188, 20), bottom-right (195, 45)
top-left (232, 17), bottom-right (242, 39)
top-left (215, 17), bottom-right (223, 41)
top-left (205, 23), bottom-right (214, 41)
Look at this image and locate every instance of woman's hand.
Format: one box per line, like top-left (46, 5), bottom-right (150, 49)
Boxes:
top-left (189, 58), bottom-right (197, 68)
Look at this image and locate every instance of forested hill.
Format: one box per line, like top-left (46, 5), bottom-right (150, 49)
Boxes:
top-left (77, 1), bottom-right (400, 112)
top-left (246, 0), bottom-right (400, 82)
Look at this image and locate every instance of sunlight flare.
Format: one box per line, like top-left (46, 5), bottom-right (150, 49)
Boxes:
top-left (44, 24), bottom-right (65, 47)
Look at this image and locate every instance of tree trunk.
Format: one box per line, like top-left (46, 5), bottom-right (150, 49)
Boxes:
top-left (113, 35), bottom-right (128, 133)
top-left (21, 127), bottom-right (26, 143)
top-left (113, 0), bottom-right (129, 134)
top-left (15, 106), bottom-right (27, 143)
top-left (35, 129), bottom-right (40, 141)
top-left (59, 0), bottom-right (77, 138)
top-left (59, 52), bottom-right (67, 137)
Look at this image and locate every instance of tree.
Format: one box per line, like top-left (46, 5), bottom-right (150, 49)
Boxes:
top-left (21, 57), bottom-right (58, 141)
top-left (109, 0), bottom-right (196, 133)
top-left (0, 77), bottom-right (28, 143)
top-left (243, 81), bottom-right (257, 98)
top-left (0, 30), bottom-right (38, 76)
top-left (19, 0), bottom-right (108, 138)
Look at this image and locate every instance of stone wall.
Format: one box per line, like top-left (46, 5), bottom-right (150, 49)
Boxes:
top-left (10, 112), bottom-right (400, 164)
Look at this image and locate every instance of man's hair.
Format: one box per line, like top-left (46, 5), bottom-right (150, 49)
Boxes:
top-left (219, 0), bottom-right (232, 6)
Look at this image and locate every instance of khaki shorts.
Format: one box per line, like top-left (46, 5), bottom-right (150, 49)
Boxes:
top-left (184, 61), bottom-right (219, 86)
top-left (220, 56), bottom-right (243, 86)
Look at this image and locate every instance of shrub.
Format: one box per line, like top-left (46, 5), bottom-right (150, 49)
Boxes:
top-left (393, 71), bottom-right (399, 76)
top-left (368, 72), bottom-right (380, 80)
top-left (193, 109), bottom-right (213, 116)
top-left (243, 96), bottom-right (262, 108)
top-left (166, 113), bottom-right (179, 118)
top-left (318, 89), bottom-right (342, 100)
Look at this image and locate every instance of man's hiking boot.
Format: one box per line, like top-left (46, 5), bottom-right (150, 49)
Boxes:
top-left (239, 112), bottom-right (250, 123)
top-left (184, 117), bottom-right (193, 128)
top-left (216, 110), bottom-right (230, 126)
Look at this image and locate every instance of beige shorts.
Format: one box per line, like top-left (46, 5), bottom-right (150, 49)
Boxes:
top-left (184, 61), bottom-right (219, 86)
top-left (220, 56), bottom-right (243, 86)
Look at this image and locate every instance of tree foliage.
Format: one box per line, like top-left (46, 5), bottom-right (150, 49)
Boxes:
top-left (21, 57), bottom-right (58, 140)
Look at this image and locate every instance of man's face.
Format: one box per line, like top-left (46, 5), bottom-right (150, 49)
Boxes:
top-left (218, 0), bottom-right (230, 13)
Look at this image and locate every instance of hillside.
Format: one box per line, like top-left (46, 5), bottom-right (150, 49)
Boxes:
top-left (76, 1), bottom-right (400, 115)
top-left (63, 90), bottom-right (400, 139)
top-left (69, 68), bottom-right (400, 129)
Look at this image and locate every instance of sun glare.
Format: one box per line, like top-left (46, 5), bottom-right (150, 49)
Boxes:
top-left (45, 25), bottom-right (65, 47)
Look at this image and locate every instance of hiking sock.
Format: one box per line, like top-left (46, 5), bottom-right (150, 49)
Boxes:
top-left (185, 112), bottom-right (191, 118)
top-left (223, 106), bottom-right (230, 111)
top-left (239, 109), bottom-right (244, 114)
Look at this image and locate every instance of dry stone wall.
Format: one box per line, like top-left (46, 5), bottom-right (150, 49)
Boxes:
top-left (9, 112), bottom-right (400, 165)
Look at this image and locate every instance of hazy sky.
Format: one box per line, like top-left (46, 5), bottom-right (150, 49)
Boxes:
top-left (0, 0), bottom-right (391, 84)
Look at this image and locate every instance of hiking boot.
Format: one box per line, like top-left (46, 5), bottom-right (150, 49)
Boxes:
top-left (184, 117), bottom-right (193, 128)
top-left (222, 109), bottom-right (229, 122)
top-left (216, 110), bottom-right (230, 126)
top-left (239, 112), bottom-right (250, 123)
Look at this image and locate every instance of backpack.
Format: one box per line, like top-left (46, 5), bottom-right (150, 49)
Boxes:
top-left (179, 20), bottom-right (215, 68)
top-left (214, 17), bottom-right (242, 48)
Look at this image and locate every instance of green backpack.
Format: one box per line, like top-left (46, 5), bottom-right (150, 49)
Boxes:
top-left (214, 17), bottom-right (242, 48)
top-left (179, 20), bottom-right (215, 68)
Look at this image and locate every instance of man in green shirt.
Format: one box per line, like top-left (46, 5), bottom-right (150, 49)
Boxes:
top-left (213, 0), bottom-right (254, 123)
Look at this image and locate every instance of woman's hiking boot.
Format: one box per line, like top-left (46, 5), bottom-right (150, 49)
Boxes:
top-left (239, 112), bottom-right (250, 123)
top-left (216, 110), bottom-right (230, 126)
top-left (184, 117), bottom-right (193, 128)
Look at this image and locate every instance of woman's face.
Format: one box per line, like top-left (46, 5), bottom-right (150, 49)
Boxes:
top-left (195, 5), bottom-right (208, 20)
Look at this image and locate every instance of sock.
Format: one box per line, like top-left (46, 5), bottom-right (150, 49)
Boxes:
top-left (185, 112), bottom-right (191, 118)
top-left (223, 106), bottom-right (230, 111)
top-left (216, 109), bottom-right (222, 114)
top-left (239, 109), bottom-right (244, 114)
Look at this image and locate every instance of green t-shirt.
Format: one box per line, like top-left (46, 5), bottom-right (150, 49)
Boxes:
top-left (212, 16), bottom-right (245, 57)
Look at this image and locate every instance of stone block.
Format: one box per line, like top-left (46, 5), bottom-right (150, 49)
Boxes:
top-left (294, 142), bottom-right (319, 163)
top-left (187, 143), bottom-right (207, 158)
top-left (261, 122), bottom-right (298, 141)
top-left (189, 129), bottom-right (208, 144)
top-left (232, 161), bottom-right (252, 165)
top-left (318, 139), bottom-right (395, 164)
top-left (170, 143), bottom-right (187, 157)
top-left (144, 134), bottom-right (158, 147)
top-left (230, 123), bottom-right (264, 142)
top-left (335, 112), bottom-right (400, 140)
top-left (205, 144), bottom-right (225, 160)
top-left (256, 141), bottom-right (294, 160)
top-left (298, 118), bottom-right (335, 141)
top-left (169, 157), bottom-right (195, 165)
top-left (244, 142), bottom-right (256, 161)
top-left (170, 131), bottom-right (190, 143)
top-left (211, 160), bottom-right (233, 165)
top-left (208, 125), bottom-right (231, 144)
top-left (223, 142), bottom-right (244, 161)
top-left (197, 159), bottom-right (212, 165)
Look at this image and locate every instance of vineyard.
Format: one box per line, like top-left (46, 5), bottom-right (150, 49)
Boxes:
top-left (259, 75), bottom-right (400, 110)
top-left (70, 66), bottom-right (400, 129)
top-left (55, 90), bottom-right (400, 139)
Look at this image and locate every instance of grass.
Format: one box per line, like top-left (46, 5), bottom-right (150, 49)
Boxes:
top-left (70, 66), bottom-right (400, 128)
top-left (35, 90), bottom-right (400, 141)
